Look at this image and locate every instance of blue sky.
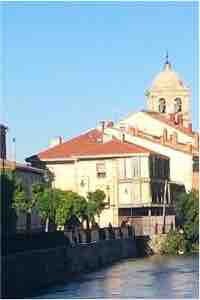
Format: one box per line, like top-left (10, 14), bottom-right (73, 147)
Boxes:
top-left (1, 1), bottom-right (198, 162)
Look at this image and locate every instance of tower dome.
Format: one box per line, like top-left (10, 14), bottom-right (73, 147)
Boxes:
top-left (146, 54), bottom-right (191, 127)
top-left (151, 60), bottom-right (186, 90)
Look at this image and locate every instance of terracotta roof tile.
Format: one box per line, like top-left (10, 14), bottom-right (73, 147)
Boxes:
top-left (38, 129), bottom-right (151, 160)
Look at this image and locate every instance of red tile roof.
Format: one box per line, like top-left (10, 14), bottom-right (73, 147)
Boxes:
top-left (38, 129), bottom-right (152, 160)
top-left (143, 111), bottom-right (194, 136)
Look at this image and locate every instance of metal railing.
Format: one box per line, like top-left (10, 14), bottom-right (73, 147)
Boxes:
top-left (64, 225), bottom-right (135, 245)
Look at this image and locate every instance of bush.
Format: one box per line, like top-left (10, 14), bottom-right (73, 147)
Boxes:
top-left (161, 230), bottom-right (186, 255)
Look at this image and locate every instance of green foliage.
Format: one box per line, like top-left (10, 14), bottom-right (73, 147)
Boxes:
top-left (32, 184), bottom-right (61, 223)
top-left (55, 191), bottom-right (77, 226)
top-left (72, 195), bottom-right (88, 221)
top-left (163, 190), bottom-right (199, 255)
top-left (55, 190), bottom-right (105, 227)
top-left (10, 173), bottom-right (106, 230)
top-left (1, 171), bottom-right (17, 234)
top-left (12, 178), bottom-right (30, 214)
top-left (161, 230), bottom-right (186, 255)
top-left (86, 189), bottom-right (106, 225)
top-left (176, 190), bottom-right (199, 244)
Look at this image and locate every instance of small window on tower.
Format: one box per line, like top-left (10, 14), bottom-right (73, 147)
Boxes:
top-left (158, 98), bottom-right (166, 113)
top-left (174, 98), bottom-right (182, 113)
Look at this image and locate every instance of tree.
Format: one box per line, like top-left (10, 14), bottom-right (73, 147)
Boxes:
top-left (55, 191), bottom-right (75, 226)
top-left (32, 184), bottom-right (61, 232)
top-left (1, 171), bottom-right (17, 235)
top-left (72, 194), bottom-right (88, 224)
top-left (176, 190), bottom-right (199, 243)
top-left (12, 176), bottom-right (33, 232)
top-left (55, 191), bottom-right (88, 227)
top-left (86, 189), bottom-right (106, 228)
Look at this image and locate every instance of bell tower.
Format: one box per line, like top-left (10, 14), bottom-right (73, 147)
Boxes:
top-left (146, 54), bottom-right (191, 128)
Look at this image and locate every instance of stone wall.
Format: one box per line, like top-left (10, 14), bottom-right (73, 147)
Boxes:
top-left (2, 239), bottom-right (137, 298)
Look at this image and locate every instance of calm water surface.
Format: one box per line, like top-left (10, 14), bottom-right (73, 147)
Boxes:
top-left (36, 255), bottom-right (199, 299)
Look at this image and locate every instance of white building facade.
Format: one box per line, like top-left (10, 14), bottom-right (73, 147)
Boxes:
top-left (27, 57), bottom-right (198, 232)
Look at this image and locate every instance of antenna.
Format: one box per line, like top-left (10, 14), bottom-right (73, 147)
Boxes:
top-left (165, 50), bottom-right (169, 64)
top-left (164, 50), bottom-right (171, 69)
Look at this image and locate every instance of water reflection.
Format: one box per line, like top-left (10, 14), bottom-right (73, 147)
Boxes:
top-left (35, 255), bottom-right (199, 299)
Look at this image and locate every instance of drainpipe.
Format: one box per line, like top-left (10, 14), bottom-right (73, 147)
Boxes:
top-left (162, 179), bottom-right (167, 234)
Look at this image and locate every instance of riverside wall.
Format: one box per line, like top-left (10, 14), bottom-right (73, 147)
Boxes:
top-left (2, 238), bottom-right (137, 298)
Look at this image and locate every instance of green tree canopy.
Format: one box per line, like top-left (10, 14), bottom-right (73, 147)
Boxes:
top-left (1, 171), bottom-right (17, 235)
top-left (55, 191), bottom-right (77, 226)
top-left (86, 189), bottom-right (106, 225)
top-left (176, 190), bottom-right (199, 246)
top-left (12, 178), bottom-right (31, 214)
top-left (32, 183), bottom-right (62, 231)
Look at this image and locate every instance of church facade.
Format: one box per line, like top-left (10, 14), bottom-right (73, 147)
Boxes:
top-left (27, 57), bottom-right (199, 233)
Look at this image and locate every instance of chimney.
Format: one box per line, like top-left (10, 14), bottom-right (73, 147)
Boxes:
top-left (99, 121), bottom-right (105, 133)
top-left (194, 132), bottom-right (199, 149)
top-left (174, 114), bottom-right (179, 125)
top-left (134, 127), bottom-right (139, 136)
top-left (0, 124), bottom-right (8, 160)
top-left (187, 144), bottom-right (193, 153)
top-left (169, 113), bottom-right (175, 123)
top-left (106, 121), bottom-right (114, 128)
top-left (163, 128), bottom-right (168, 143)
top-left (49, 136), bottom-right (63, 148)
top-left (178, 114), bottom-right (183, 127)
top-left (188, 123), bottom-right (192, 133)
top-left (128, 126), bottom-right (135, 135)
top-left (171, 132), bottom-right (178, 145)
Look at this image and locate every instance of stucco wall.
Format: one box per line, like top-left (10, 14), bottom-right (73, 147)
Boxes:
top-left (106, 127), bottom-right (193, 191)
top-left (47, 162), bottom-right (76, 190)
top-left (46, 155), bottom-right (152, 227)
top-left (117, 112), bottom-right (192, 144)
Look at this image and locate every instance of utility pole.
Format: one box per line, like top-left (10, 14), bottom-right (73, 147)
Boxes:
top-left (162, 179), bottom-right (167, 234)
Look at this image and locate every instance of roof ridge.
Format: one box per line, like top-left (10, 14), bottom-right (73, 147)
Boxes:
top-left (37, 128), bottom-right (100, 155)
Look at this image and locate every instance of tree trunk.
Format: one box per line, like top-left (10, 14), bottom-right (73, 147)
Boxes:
top-left (45, 217), bottom-right (49, 232)
top-left (86, 217), bottom-right (90, 230)
top-left (26, 212), bottom-right (31, 233)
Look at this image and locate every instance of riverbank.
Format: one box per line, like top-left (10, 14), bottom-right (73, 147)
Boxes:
top-left (3, 238), bottom-right (137, 298)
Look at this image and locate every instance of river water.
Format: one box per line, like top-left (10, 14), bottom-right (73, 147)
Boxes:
top-left (36, 254), bottom-right (198, 299)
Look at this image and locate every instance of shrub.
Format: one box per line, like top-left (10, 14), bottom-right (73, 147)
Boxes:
top-left (160, 230), bottom-right (186, 255)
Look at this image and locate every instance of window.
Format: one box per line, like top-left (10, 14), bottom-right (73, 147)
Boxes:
top-left (118, 159), bottom-right (126, 178)
top-left (96, 162), bottom-right (106, 178)
top-left (174, 98), bottom-right (182, 113)
top-left (149, 156), bottom-right (169, 179)
top-left (118, 158), bottom-right (140, 179)
top-left (158, 98), bottom-right (166, 113)
top-left (193, 156), bottom-right (199, 172)
top-left (132, 158), bottom-right (140, 177)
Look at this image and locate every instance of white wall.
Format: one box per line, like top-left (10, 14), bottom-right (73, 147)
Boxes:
top-left (116, 112), bottom-right (193, 144)
top-left (105, 127), bottom-right (193, 191)
top-left (47, 162), bottom-right (76, 191)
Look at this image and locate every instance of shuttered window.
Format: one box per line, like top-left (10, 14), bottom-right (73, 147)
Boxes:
top-left (96, 162), bottom-right (106, 178)
top-left (118, 158), bottom-right (140, 179)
